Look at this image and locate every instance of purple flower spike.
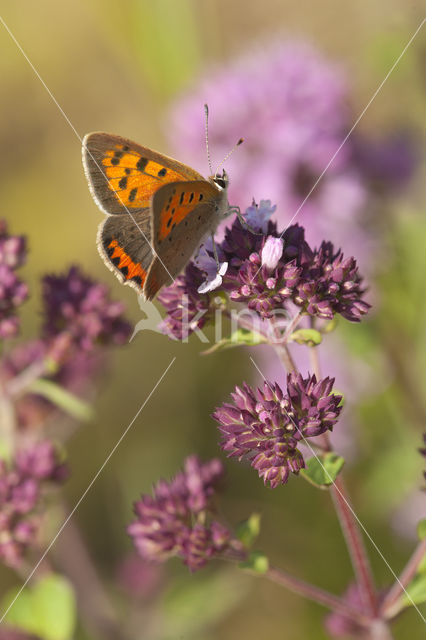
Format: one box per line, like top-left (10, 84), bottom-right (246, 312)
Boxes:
top-left (295, 242), bottom-right (370, 321)
top-left (42, 266), bottom-right (131, 350)
top-left (0, 441), bottom-right (67, 567)
top-left (0, 221), bottom-right (28, 339)
top-left (227, 241), bottom-right (301, 319)
top-left (128, 456), bottom-right (236, 571)
top-left (213, 374), bottom-right (342, 488)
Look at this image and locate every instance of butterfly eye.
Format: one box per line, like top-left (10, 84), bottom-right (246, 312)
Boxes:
top-left (214, 177), bottom-right (226, 190)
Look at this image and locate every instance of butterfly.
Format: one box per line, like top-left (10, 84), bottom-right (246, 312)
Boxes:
top-left (82, 132), bottom-right (230, 300)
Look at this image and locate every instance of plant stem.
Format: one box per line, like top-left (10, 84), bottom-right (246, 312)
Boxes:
top-left (270, 318), bottom-right (297, 372)
top-left (223, 551), bottom-right (369, 624)
top-left (281, 309), bottom-right (304, 342)
top-left (308, 344), bottom-right (378, 617)
top-left (265, 564), bottom-right (369, 623)
top-left (309, 343), bottom-right (321, 380)
top-left (275, 343), bottom-right (297, 372)
top-left (330, 476), bottom-right (378, 617)
top-left (380, 538), bottom-right (426, 619)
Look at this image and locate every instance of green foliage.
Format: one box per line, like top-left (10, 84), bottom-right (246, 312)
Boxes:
top-left (300, 453), bottom-right (345, 488)
top-left (290, 328), bottom-right (322, 346)
top-left (236, 513), bottom-right (261, 549)
top-left (202, 328), bottom-right (266, 355)
top-left (2, 574), bottom-right (76, 640)
top-left (417, 519), bottom-right (426, 541)
top-left (239, 551), bottom-right (269, 574)
top-left (400, 573), bottom-right (426, 610)
top-left (29, 378), bottom-right (94, 421)
top-left (128, 0), bottom-right (201, 96)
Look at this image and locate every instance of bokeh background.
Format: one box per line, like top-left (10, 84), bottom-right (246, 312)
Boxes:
top-left (0, 1), bottom-right (425, 638)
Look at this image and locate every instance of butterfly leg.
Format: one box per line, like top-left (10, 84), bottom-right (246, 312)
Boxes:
top-left (234, 207), bottom-right (264, 236)
top-left (210, 233), bottom-right (220, 270)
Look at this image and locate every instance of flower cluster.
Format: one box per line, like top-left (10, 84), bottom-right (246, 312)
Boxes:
top-left (0, 263), bottom-right (132, 432)
top-left (158, 263), bottom-right (213, 340)
top-left (213, 373), bottom-right (342, 488)
top-left (128, 456), bottom-right (238, 571)
top-left (42, 266), bottom-right (131, 351)
top-left (169, 41), bottom-right (415, 259)
top-left (0, 220), bottom-right (28, 339)
top-left (0, 441), bottom-right (67, 567)
top-left (157, 202), bottom-right (370, 334)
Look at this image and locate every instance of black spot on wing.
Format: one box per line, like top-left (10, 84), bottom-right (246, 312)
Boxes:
top-left (136, 157), bottom-right (148, 172)
top-left (129, 188), bottom-right (138, 202)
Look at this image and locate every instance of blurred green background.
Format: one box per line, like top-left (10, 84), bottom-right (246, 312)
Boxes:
top-left (0, 1), bottom-right (425, 638)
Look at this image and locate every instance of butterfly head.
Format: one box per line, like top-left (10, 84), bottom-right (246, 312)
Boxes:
top-left (210, 169), bottom-right (229, 192)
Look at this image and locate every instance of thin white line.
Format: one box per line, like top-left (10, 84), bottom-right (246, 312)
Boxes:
top-left (279, 17), bottom-right (425, 237)
top-left (0, 14), bottom-right (175, 287)
top-left (0, 357), bottom-right (176, 623)
top-left (249, 355), bottom-right (426, 623)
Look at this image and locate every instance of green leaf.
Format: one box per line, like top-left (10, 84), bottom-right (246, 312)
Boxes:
top-left (29, 378), bottom-right (93, 421)
top-left (202, 328), bottom-right (266, 355)
top-left (239, 550), bottom-right (269, 574)
top-left (2, 574), bottom-right (76, 640)
top-left (400, 572), bottom-right (426, 609)
top-left (417, 519), bottom-right (426, 541)
top-left (290, 328), bottom-right (322, 346)
top-left (236, 513), bottom-right (261, 548)
top-left (300, 453), bottom-right (345, 488)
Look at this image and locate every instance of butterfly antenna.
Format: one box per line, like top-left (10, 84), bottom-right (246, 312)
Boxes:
top-left (204, 104), bottom-right (213, 175)
top-left (214, 138), bottom-right (244, 177)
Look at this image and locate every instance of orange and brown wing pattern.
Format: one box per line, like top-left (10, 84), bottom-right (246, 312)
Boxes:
top-left (152, 180), bottom-right (220, 245)
top-left (83, 133), bottom-right (205, 215)
top-left (98, 209), bottom-right (152, 292)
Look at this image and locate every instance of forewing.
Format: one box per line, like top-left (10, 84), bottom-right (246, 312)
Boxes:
top-left (82, 132), bottom-right (205, 215)
top-left (98, 209), bottom-right (153, 293)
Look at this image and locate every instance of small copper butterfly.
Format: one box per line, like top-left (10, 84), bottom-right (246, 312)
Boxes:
top-left (82, 132), bottom-right (230, 300)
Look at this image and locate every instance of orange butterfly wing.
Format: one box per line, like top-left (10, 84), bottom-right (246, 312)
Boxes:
top-left (82, 132), bottom-right (205, 215)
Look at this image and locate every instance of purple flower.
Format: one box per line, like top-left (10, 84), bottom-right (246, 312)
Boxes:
top-left (128, 456), bottom-right (236, 571)
top-left (42, 266), bottom-right (131, 350)
top-left (244, 200), bottom-right (277, 234)
top-left (294, 241), bottom-right (370, 322)
top-left (261, 236), bottom-right (284, 271)
top-left (213, 373), bottom-right (342, 488)
top-left (0, 221), bottom-right (28, 339)
top-left (0, 441), bottom-right (67, 567)
top-left (352, 132), bottom-right (418, 193)
top-left (169, 41), bottom-right (416, 266)
top-left (324, 583), bottom-right (365, 638)
top-left (158, 263), bottom-right (213, 340)
top-left (194, 239), bottom-right (228, 294)
top-left (221, 202), bottom-right (278, 270)
top-left (228, 248), bottom-right (300, 319)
